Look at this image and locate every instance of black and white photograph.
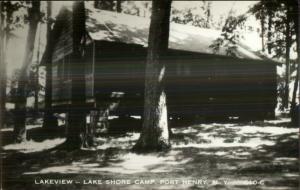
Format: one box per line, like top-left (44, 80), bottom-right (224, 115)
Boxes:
top-left (0, 0), bottom-right (299, 189)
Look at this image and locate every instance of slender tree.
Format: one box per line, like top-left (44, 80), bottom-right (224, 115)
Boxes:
top-left (290, 0), bottom-right (300, 125)
top-left (133, 0), bottom-right (172, 152)
top-left (34, 25), bottom-right (41, 114)
top-left (14, 1), bottom-right (40, 142)
top-left (298, 0), bottom-right (300, 106)
top-left (0, 2), bottom-right (6, 129)
top-left (283, 5), bottom-right (292, 109)
top-left (266, 4), bottom-right (273, 55)
top-left (42, 1), bottom-right (58, 129)
top-left (1, 2), bottom-right (18, 128)
top-left (204, 1), bottom-right (212, 28)
top-left (260, 8), bottom-right (265, 52)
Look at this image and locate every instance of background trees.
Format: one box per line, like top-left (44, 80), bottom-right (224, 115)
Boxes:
top-left (249, 0), bottom-right (298, 111)
top-left (0, 1), bottom-right (26, 128)
top-left (209, 12), bottom-right (247, 57)
top-left (171, 1), bottom-right (212, 28)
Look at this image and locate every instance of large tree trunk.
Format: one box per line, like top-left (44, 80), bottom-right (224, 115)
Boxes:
top-left (42, 1), bottom-right (58, 129)
top-left (0, 2), bottom-right (7, 128)
top-left (65, 1), bottom-right (86, 149)
top-left (13, 1), bottom-right (40, 142)
top-left (133, 0), bottom-right (172, 152)
top-left (284, 7), bottom-right (291, 109)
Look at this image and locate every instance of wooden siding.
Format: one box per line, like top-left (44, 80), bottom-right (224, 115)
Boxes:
top-left (93, 41), bottom-right (277, 118)
top-left (52, 57), bottom-right (72, 103)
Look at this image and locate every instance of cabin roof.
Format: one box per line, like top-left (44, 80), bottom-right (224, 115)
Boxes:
top-left (41, 2), bottom-right (280, 66)
top-left (84, 3), bottom-right (265, 61)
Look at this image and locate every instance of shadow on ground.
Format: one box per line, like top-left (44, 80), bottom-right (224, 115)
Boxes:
top-left (1, 117), bottom-right (298, 190)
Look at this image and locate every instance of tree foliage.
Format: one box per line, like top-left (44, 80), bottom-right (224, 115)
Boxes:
top-left (248, 0), bottom-right (299, 113)
top-left (248, 0), bottom-right (297, 59)
top-left (209, 12), bottom-right (247, 57)
top-left (171, 1), bottom-right (212, 28)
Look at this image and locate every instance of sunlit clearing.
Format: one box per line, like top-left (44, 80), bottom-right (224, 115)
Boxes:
top-left (24, 150), bottom-right (191, 175)
top-left (3, 138), bottom-right (65, 153)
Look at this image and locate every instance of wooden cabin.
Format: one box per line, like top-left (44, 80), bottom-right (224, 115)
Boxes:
top-left (42, 2), bottom-right (278, 120)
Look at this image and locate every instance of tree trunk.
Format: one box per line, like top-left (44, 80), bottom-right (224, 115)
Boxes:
top-left (42, 1), bottom-right (58, 129)
top-left (291, 69), bottom-right (299, 113)
top-left (133, 0), bottom-right (172, 152)
top-left (205, 2), bottom-right (211, 28)
top-left (13, 1), bottom-right (40, 142)
top-left (65, 1), bottom-right (86, 149)
top-left (260, 9), bottom-right (265, 52)
top-left (0, 2), bottom-right (7, 128)
top-left (298, 0), bottom-right (300, 107)
top-left (267, 10), bottom-right (273, 55)
top-left (290, 0), bottom-right (300, 125)
top-left (296, 0), bottom-right (300, 107)
top-left (34, 65), bottom-right (39, 113)
top-left (116, 0), bottom-right (122, 13)
top-left (284, 8), bottom-right (291, 109)
top-left (34, 26), bottom-right (42, 115)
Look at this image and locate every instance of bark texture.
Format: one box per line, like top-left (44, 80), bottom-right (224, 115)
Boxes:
top-left (267, 9), bottom-right (273, 55)
top-left (134, 0), bottom-right (172, 152)
top-left (284, 7), bottom-right (291, 109)
top-left (65, 1), bottom-right (86, 149)
top-left (13, 1), bottom-right (40, 142)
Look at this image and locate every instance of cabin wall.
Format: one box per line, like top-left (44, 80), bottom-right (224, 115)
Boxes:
top-left (93, 42), bottom-right (277, 118)
top-left (165, 55), bottom-right (277, 118)
top-left (94, 41), bottom-right (146, 96)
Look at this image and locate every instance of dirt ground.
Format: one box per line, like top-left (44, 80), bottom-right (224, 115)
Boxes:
top-left (1, 117), bottom-right (299, 190)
